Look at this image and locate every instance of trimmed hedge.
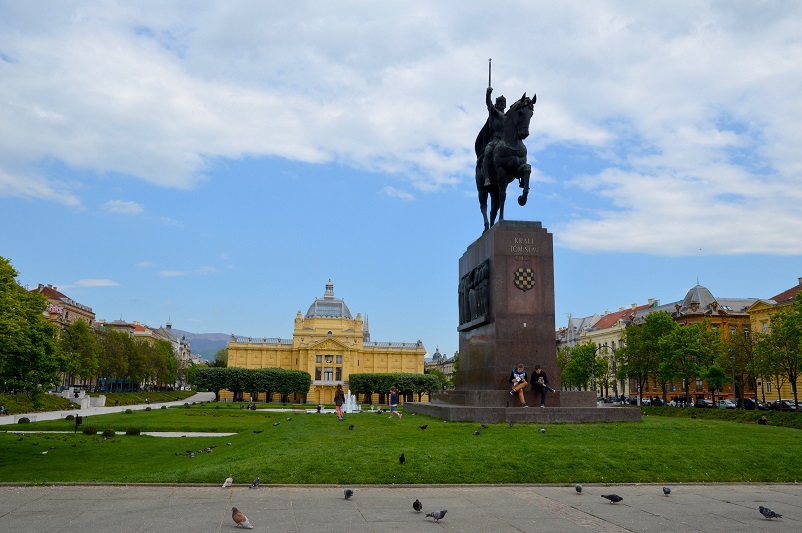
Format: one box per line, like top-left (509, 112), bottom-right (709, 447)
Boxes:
top-left (17, 417), bottom-right (30, 424)
top-left (82, 426), bottom-right (97, 435)
top-left (125, 427), bottom-right (141, 436)
top-left (102, 429), bottom-right (115, 437)
top-left (641, 406), bottom-right (802, 430)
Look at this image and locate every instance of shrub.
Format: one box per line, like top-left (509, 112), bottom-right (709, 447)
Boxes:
top-left (65, 414), bottom-right (75, 420)
top-left (102, 429), bottom-right (115, 437)
top-left (125, 427), bottom-right (141, 436)
top-left (145, 406), bottom-right (152, 411)
top-left (184, 403), bottom-right (190, 409)
top-left (161, 405), bottom-right (166, 409)
top-left (124, 409), bottom-right (133, 414)
top-left (17, 417), bottom-right (30, 424)
top-left (82, 426), bottom-right (97, 435)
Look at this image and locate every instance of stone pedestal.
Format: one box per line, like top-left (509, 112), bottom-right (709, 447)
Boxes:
top-left (456, 220), bottom-right (558, 391)
top-left (405, 220), bottom-right (639, 423)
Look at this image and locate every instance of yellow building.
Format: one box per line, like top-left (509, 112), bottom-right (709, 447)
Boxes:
top-left (746, 277), bottom-right (802, 401)
top-left (226, 280), bottom-right (426, 404)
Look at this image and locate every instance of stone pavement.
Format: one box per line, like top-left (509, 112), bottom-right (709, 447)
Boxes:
top-left (0, 483), bottom-right (798, 532)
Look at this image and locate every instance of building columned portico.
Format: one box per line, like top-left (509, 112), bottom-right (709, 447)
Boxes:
top-left (226, 280), bottom-right (426, 404)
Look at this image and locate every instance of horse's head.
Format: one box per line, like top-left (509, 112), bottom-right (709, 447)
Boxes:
top-left (506, 92), bottom-right (535, 140)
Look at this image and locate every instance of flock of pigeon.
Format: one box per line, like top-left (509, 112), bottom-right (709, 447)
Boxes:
top-left (575, 484), bottom-right (782, 521)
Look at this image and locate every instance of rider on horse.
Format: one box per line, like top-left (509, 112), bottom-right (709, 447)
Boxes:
top-left (481, 88), bottom-right (506, 186)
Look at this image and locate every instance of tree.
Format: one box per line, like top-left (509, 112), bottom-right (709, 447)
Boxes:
top-left (61, 319), bottom-right (100, 389)
top-left (212, 348), bottom-right (228, 368)
top-left (0, 256), bottom-right (61, 403)
top-left (424, 368), bottom-right (448, 391)
top-left (97, 329), bottom-right (133, 390)
top-left (192, 367), bottom-right (228, 401)
top-left (754, 293), bottom-right (802, 408)
top-left (618, 311), bottom-right (676, 403)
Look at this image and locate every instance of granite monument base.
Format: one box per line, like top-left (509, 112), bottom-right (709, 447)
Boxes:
top-left (405, 390), bottom-right (641, 423)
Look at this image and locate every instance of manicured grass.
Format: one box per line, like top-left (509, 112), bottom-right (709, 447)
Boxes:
top-left (0, 393), bottom-right (73, 416)
top-left (92, 390), bottom-right (196, 406)
top-left (2, 402), bottom-right (801, 484)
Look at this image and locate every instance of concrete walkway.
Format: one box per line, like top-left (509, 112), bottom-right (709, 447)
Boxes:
top-left (0, 483), bottom-right (798, 532)
top-left (0, 392), bottom-right (216, 426)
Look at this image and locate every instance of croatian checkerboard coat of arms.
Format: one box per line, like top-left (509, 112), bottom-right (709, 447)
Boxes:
top-left (513, 266), bottom-right (536, 291)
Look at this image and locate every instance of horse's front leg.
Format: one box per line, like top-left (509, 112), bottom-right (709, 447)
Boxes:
top-left (517, 163), bottom-right (531, 206)
top-left (496, 167), bottom-right (508, 222)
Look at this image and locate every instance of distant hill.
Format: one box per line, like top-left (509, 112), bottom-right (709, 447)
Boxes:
top-left (170, 329), bottom-right (232, 361)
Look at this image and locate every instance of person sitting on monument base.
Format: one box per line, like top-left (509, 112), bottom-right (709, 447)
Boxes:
top-left (509, 363), bottom-right (529, 408)
top-left (531, 365), bottom-right (556, 408)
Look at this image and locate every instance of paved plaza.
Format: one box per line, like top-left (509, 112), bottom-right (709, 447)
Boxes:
top-left (1, 394), bottom-right (800, 531)
top-left (0, 483), bottom-right (798, 532)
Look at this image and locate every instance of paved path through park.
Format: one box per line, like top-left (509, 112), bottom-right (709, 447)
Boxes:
top-left (0, 483), bottom-right (799, 532)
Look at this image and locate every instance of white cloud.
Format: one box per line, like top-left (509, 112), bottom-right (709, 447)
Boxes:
top-left (74, 279), bottom-right (120, 287)
top-left (102, 200), bottom-right (144, 215)
top-left (1, 2), bottom-right (801, 255)
top-left (380, 186), bottom-right (415, 201)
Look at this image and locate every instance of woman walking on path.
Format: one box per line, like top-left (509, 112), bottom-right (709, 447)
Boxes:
top-left (334, 384), bottom-right (345, 420)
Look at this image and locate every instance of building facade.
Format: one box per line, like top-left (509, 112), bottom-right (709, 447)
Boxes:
top-left (226, 280), bottom-right (426, 404)
top-left (32, 284), bottom-right (95, 327)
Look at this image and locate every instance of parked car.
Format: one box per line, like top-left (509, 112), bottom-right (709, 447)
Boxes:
top-left (717, 399), bottom-right (737, 409)
top-left (770, 399), bottom-right (798, 411)
top-left (694, 399), bottom-right (714, 408)
top-left (736, 398), bottom-right (757, 410)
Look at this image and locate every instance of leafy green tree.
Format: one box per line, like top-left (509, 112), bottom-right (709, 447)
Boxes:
top-left (97, 328), bottom-right (133, 390)
top-left (754, 293), bottom-right (802, 407)
top-left (659, 322), bottom-right (709, 406)
top-left (193, 367), bottom-right (228, 400)
top-left (424, 368), bottom-right (449, 391)
top-left (275, 369), bottom-right (311, 403)
top-left (0, 256), bottom-right (61, 403)
top-left (727, 330), bottom-right (757, 408)
top-left (212, 348), bottom-right (228, 368)
top-left (225, 367), bottom-right (251, 402)
top-left (704, 365), bottom-right (729, 404)
top-left (61, 319), bottom-right (100, 389)
top-left (618, 311), bottom-right (676, 403)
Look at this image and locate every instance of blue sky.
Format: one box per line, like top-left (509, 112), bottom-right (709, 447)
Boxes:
top-left (2, 1), bottom-right (801, 360)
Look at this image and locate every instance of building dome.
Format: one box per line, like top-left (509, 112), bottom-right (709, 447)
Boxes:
top-left (305, 279), bottom-right (353, 319)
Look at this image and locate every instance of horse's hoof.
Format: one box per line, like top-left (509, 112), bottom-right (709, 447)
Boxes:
top-left (518, 195), bottom-right (528, 206)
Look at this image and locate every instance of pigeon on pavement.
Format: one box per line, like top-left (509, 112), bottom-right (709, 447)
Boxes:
top-left (575, 484), bottom-right (582, 494)
top-left (662, 486), bottom-right (671, 496)
top-left (601, 494), bottom-right (623, 504)
top-left (249, 476), bottom-right (260, 489)
top-left (413, 499), bottom-right (423, 512)
top-left (399, 453), bottom-right (406, 465)
top-left (231, 507), bottom-right (253, 529)
top-left (426, 509), bottom-right (448, 522)
top-left (222, 474), bottom-right (233, 488)
top-left (344, 488), bottom-right (354, 499)
top-left (759, 506), bottom-right (782, 520)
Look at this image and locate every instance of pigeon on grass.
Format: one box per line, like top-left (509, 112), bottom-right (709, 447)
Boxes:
top-left (759, 506), bottom-right (782, 520)
top-left (413, 499), bottom-right (423, 512)
top-left (426, 509), bottom-right (447, 522)
top-left (399, 453), bottom-right (406, 465)
top-left (231, 507), bottom-right (253, 529)
top-left (601, 494), bottom-right (623, 504)
top-left (222, 474), bottom-right (233, 488)
top-left (348, 424), bottom-right (354, 430)
top-left (419, 424), bottom-right (428, 430)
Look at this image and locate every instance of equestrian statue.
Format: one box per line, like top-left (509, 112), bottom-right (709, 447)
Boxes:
top-left (475, 59), bottom-right (536, 232)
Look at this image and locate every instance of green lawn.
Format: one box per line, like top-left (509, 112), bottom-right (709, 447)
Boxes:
top-left (2, 402), bottom-right (801, 484)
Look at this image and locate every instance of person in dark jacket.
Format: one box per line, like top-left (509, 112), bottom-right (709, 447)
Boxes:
top-left (509, 363), bottom-right (529, 407)
top-left (531, 365), bottom-right (555, 408)
top-left (334, 384), bottom-right (345, 420)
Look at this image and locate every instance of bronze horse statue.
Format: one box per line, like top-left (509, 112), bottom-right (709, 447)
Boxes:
top-left (475, 93), bottom-right (535, 232)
